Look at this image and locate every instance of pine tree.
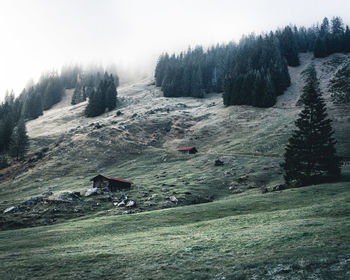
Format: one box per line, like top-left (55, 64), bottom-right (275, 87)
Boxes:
top-left (281, 64), bottom-right (341, 186)
top-left (278, 26), bottom-right (300, 66)
top-left (313, 36), bottom-right (327, 57)
top-left (9, 120), bottom-right (29, 160)
top-left (344, 25), bottom-right (350, 53)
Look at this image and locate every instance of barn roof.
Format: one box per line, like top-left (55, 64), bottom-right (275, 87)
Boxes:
top-left (178, 147), bottom-right (197, 151)
top-left (90, 174), bottom-right (132, 184)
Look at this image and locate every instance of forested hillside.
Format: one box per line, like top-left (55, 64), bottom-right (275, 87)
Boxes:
top-left (155, 17), bottom-right (350, 107)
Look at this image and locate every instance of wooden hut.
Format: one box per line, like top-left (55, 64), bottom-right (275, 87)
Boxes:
top-left (90, 174), bottom-right (132, 192)
top-left (177, 147), bottom-right (198, 155)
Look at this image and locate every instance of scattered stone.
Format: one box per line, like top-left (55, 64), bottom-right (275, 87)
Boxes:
top-left (184, 191), bottom-right (192, 195)
top-left (78, 176), bottom-right (84, 179)
top-left (228, 186), bottom-right (235, 190)
top-left (94, 123), bottom-right (103, 129)
top-left (85, 187), bottom-right (101, 197)
top-left (72, 191), bottom-right (81, 197)
top-left (35, 178), bottom-right (44, 182)
top-left (224, 171), bottom-right (232, 176)
top-left (3, 206), bottom-right (17, 214)
top-left (151, 194), bottom-right (158, 199)
top-left (23, 196), bottom-right (42, 205)
top-left (126, 200), bottom-right (136, 207)
top-left (116, 110), bottom-right (122, 116)
top-left (261, 187), bottom-right (268, 194)
top-left (215, 159), bottom-right (224, 166)
top-left (161, 188), bottom-right (169, 192)
top-left (131, 113), bottom-right (137, 118)
top-left (207, 102), bottom-right (216, 108)
top-left (169, 196), bottom-right (178, 203)
top-left (272, 184), bottom-right (286, 192)
top-left (122, 210), bottom-right (131, 215)
top-left (118, 201), bottom-right (126, 207)
top-left (237, 176), bottom-right (248, 183)
top-left (42, 191), bottom-right (53, 197)
top-left (121, 194), bottom-right (128, 201)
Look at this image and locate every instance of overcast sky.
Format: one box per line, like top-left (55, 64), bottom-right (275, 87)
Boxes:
top-left (1, 0), bottom-right (350, 100)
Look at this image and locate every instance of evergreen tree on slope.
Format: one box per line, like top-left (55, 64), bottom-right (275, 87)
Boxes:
top-left (281, 64), bottom-right (341, 186)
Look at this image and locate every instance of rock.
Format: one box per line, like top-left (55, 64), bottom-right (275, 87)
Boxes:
top-left (116, 110), bottom-right (122, 116)
top-left (35, 178), bottom-right (44, 182)
top-left (272, 184), bottom-right (286, 192)
top-left (126, 200), bottom-right (136, 207)
top-left (23, 196), bottom-right (42, 205)
top-left (228, 186), bottom-right (235, 190)
top-left (169, 196), bottom-right (178, 203)
top-left (131, 113), bottom-right (137, 118)
top-left (261, 187), bottom-right (268, 194)
top-left (237, 176), bottom-right (248, 183)
top-left (224, 171), bottom-right (232, 176)
top-left (3, 206), bottom-right (17, 214)
top-left (78, 176), bottom-right (84, 179)
top-left (184, 191), bottom-right (192, 195)
top-left (161, 188), bottom-right (169, 192)
top-left (215, 159), bottom-right (224, 166)
top-left (85, 187), bottom-right (101, 197)
top-left (42, 191), bottom-right (53, 197)
top-left (207, 102), bottom-right (216, 108)
top-left (122, 210), bottom-right (131, 215)
top-left (94, 123), bottom-right (103, 129)
top-left (121, 194), bottom-right (128, 201)
top-left (116, 201), bottom-right (125, 207)
top-left (72, 191), bottom-right (81, 197)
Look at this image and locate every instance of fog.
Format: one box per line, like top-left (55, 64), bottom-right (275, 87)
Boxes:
top-left (1, 0), bottom-right (350, 100)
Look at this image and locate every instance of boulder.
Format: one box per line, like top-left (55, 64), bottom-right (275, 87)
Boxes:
top-left (23, 196), bottom-right (42, 205)
top-left (261, 187), bottom-right (269, 194)
top-left (161, 188), bottom-right (169, 192)
top-left (237, 176), bottom-right (248, 183)
top-left (272, 184), bottom-right (285, 192)
top-left (72, 191), bottom-right (81, 197)
top-left (121, 194), bottom-right (128, 201)
top-left (42, 191), bottom-right (53, 197)
top-left (215, 159), bottom-right (224, 166)
top-left (126, 200), bottom-right (136, 207)
top-left (85, 188), bottom-right (101, 197)
top-left (169, 196), bottom-right (178, 203)
top-left (116, 201), bottom-right (125, 207)
top-left (3, 206), bottom-right (17, 214)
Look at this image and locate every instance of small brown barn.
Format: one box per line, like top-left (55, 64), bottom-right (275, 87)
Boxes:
top-left (90, 174), bottom-right (132, 192)
top-left (177, 147), bottom-right (198, 154)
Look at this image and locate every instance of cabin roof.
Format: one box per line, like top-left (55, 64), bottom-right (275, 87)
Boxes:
top-left (177, 147), bottom-right (197, 151)
top-left (90, 174), bottom-right (132, 184)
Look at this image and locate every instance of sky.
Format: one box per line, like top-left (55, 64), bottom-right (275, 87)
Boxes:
top-left (0, 0), bottom-right (350, 100)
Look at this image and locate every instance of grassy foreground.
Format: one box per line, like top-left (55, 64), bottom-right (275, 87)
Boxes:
top-left (0, 169), bottom-right (349, 279)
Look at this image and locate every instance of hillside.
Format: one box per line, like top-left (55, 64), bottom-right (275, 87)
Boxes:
top-left (0, 53), bottom-right (349, 279)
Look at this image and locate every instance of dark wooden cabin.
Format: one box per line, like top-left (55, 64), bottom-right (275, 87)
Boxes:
top-left (177, 147), bottom-right (198, 154)
top-left (90, 174), bottom-right (132, 192)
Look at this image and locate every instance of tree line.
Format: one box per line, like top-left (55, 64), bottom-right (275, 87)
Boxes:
top-left (0, 65), bottom-right (120, 166)
top-left (155, 17), bottom-right (350, 107)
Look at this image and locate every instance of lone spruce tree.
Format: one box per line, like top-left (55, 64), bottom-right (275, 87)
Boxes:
top-left (9, 120), bottom-right (29, 160)
top-left (282, 64), bottom-right (341, 186)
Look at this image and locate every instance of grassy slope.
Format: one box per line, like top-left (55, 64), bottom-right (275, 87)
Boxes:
top-left (0, 53), bottom-right (350, 279)
top-left (0, 169), bottom-right (349, 279)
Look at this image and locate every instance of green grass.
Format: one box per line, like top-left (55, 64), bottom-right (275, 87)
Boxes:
top-left (1, 175), bottom-right (349, 279)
